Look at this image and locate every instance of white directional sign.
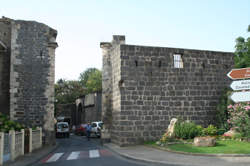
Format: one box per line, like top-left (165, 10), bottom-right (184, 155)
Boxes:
top-left (230, 80), bottom-right (250, 91)
top-left (230, 91), bottom-right (250, 102)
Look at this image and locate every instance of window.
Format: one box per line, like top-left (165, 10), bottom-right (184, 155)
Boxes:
top-left (135, 60), bottom-right (138, 67)
top-left (0, 40), bottom-right (7, 51)
top-left (91, 123), bottom-right (97, 127)
top-left (158, 61), bottom-right (162, 68)
top-left (173, 54), bottom-right (183, 68)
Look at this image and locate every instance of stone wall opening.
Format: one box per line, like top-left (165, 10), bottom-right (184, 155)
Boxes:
top-left (77, 103), bottom-right (83, 125)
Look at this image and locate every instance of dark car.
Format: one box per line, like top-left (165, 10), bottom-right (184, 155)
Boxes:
top-left (75, 124), bottom-right (87, 136)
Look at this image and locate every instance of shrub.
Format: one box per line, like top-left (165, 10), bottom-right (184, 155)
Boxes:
top-left (215, 88), bottom-right (232, 131)
top-left (0, 113), bottom-right (25, 132)
top-left (174, 121), bottom-right (202, 139)
top-left (160, 132), bottom-right (175, 143)
top-left (196, 125), bottom-right (204, 135)
top-left (202, 125), bottom-right (217, 136)
top-left (160, 132), bottom-right (168, 143)
top-left (217, 128), bottom-right (227, 135)
top-left (227, 102), bottom-right (250, 138)
top-left (232, 133), bottom-right (243, 140)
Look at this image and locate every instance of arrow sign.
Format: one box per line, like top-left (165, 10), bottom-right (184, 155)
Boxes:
top-left (227, 67), bottom-right (250, 80)
top-left (230, 91), bottom-right (250, 102)
top-left (230, 80), bottom-right (250, 91)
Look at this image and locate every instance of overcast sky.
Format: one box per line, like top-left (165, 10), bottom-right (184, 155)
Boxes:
top-left (1, 0), bottom-right (250, 81)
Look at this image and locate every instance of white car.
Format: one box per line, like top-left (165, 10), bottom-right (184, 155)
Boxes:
top-left (91, 121), bottom-right (103, 137)
top-left (56, 122), bottom-right (70, 138)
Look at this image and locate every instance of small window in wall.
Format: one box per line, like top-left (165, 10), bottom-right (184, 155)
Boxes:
top-left (0, 40), bottom-right (7, 51)
top-left (135, 60), bottom-right (138, 67)
top-left (173, 54), bottom-right (183, 68)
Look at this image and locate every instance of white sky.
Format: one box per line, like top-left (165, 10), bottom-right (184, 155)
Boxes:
top-left (1, 0), bottom-right (249, 82)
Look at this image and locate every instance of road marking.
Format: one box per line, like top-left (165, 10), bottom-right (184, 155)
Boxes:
top-left (41, 153), bottom-right (54, 163)
top-left (46, 153), bottom-right (64, 162)
top-left (43, 149), bottom-right (109, 163)
top-left (89, 150), bottom-right (100, 158)
top-left (67, 151), bottom-right (81, 160)
top-left (99, 149), bottom-right (113, 156)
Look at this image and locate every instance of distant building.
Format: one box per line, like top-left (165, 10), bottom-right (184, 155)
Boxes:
top-left (55, 103), bottom-right (76, 126)
top-left (75, 92), bottom-right (102, 124)
top-left (56, 92), bottom-right (102, 127)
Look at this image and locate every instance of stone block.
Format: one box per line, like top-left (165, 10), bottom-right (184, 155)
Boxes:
top-left (166, 118), bottom-right (178, 137)
top-left (223, 129), bottom-right (239, 137)
top-left (193, 136), bottom-right (216, 147)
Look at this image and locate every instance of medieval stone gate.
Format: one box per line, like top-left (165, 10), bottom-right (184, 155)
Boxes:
top-left (0, 17), bottom-right (57, 145)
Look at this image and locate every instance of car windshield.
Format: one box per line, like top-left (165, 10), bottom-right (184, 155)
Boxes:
top-left (58, 123), bottom-right (68, 129)
top-left (99, 123), bottom-right (103, 128)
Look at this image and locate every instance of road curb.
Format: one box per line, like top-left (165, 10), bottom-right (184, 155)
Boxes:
top-left (104, 144), bottom-right (190, 166)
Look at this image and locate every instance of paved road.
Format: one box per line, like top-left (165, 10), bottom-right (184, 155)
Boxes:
top-left (32, 135), bottom-right (175, 166)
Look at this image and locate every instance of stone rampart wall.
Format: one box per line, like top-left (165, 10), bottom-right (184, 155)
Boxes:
top-left (102, 35), bottom-right (234, 146)
top-left (117, 44), bottom-right (234, 145)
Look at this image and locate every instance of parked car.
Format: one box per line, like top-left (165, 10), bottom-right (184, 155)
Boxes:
top-left (91, 121), bottom-right (103, 137)
top-left (56, 122), bottom-right (70, 138)
top-left (75, 124), bottom-right (87, 136)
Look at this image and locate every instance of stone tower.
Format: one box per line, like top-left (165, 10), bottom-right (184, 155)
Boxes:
top-left (100, 36), bottom-right (125, 143)
top-left (0, 17), bottom-right (11, 116)
top-left (0, 17), bottom-right (58, 145)
top-left (101, 35), bottom-right (234, 146)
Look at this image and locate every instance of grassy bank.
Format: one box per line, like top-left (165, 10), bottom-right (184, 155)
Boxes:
top-left (166, 140), bottom-right (250, 154)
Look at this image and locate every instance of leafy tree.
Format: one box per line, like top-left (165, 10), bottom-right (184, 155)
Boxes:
top-left (55, 67), bottom-right (102, 108)
top-left (79, 68), bottom-right (98, 86)
top-left (55, 79), bottom-right (86, 104)
top-left (215, 88), bottom-right (233, 131)
top-left (85, 69), bottom-right (102, 93)
top-left (79, 68), bottom-right (102, 93)
top-left (234, 25), bottom-right (250, 68)
top-left (215, 25), bottom-right (249, 131)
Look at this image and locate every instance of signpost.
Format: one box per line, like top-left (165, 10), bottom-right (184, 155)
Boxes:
top-left (230, 91), bottom-right (250, 103)
top-left (227, 67), bottom-right (250, 102)
top-left (230, 80), bottom-right (250, 91)
top-left (227, 67), bottom-right (250, 80)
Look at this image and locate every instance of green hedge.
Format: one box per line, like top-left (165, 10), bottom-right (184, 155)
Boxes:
top-left (174, 121), bottom-right (203, 139)
top-left (174, 121), bottom-right (218, 140)
top-left (0, 113), bottom-right (25, 133)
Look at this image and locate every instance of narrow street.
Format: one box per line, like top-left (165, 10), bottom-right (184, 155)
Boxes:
top-left (32, 135), bottom-right (172, 166)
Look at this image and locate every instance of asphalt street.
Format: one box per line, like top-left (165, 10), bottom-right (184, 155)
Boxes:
top-left (31, 135), bottom-right (176, 166)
